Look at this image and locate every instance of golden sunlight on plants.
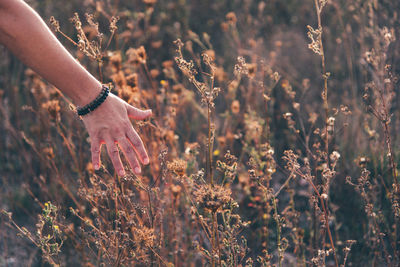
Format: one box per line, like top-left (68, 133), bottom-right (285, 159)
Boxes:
top-left (1, 0), bottom-right (400, 266)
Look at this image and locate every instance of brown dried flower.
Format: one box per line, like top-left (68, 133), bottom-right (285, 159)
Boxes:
top-left (127, 46), bottom-right (147, 65)
top-left (42, 100), bottom-right (61, 121)
top-left (226, 12), bottom-right (237, 25)
top-left (126, 73), bottom-right (138, 88)
top-left (193, 184), bottom-right (232, 212)
top-left (167, 159), bottom-right (187, 177)
top-left (247, 63), bottom-right (257, 79)
top-left (231, 100), bottom-right (240, 114)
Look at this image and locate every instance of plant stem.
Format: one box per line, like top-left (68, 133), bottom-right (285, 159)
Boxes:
top-left (272, 197), bottom-right (283, 267)
top-left (314, 0), bottom-right (329, 163)
top-left (98, 61), bottom-right (103, 83)
top-left (313, 1), bottom-right (338, 266)
top-left (208, 104), bottom-right (214, 185)
top-left (211, 211), bottom-right (216, 267)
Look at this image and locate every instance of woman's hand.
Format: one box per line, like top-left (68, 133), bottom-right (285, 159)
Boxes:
top-left (81, 93), bottom-right (152, 176)
top-left (0, 0), bottom-right (152, 176)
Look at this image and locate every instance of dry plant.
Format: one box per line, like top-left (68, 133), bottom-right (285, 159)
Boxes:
top-left (1, 0), bottom-right (400, 266)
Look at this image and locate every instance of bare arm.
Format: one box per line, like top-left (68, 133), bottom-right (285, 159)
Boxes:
top-left (0, 0), bottom-right (151, 176)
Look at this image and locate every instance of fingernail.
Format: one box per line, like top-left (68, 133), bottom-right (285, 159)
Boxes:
top-left (148, 109), bottom-right (152, 114)
top-left (94, 164), bottom-right (99, 170)
top-left (135, 167), bottom-right (141, 174)
top-left (119, 170), bottom-right (125, 176)
top-left (144, 158), bottom-right (150, 165)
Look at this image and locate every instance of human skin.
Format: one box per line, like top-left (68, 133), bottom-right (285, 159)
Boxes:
top-left (0, 0), bottom-right (150, 176)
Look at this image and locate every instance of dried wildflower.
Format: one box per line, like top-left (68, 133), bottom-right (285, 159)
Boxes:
top-left (244, 112), bottom-right (263, 142)
top-left (162, 60), bottom-right (174, 69)
top-left (170, 93), bottom-right (179, 105)
top-left (238, 173), bottom-right (249, 186)
top-left (381, 26), bottom-right (395, 48)
top-left (70, 13), bottom-right (103, 62)
top-left (231, 100), bottom-right (240, 114)
top-left (308, 112), bottom-right (318, 124)
top-left (49, 16), bottom-right (60, 32)
top-left (172, 84), bottom-right (185, 94)
top-left (111, 71), bottom-right (127, 89)
top-left (118, 87), bottom-right (134, 103)
top-left (302, 78), bottom-right (310, 89)
top-left (220, 22), bottom-right (229, 32)
top-left (215, 67), bottom-right (228, 82)
top-left (174, 47), bottom-right (198, 79)
top-left (171, 184), bottom-right (182, 198)
top-left (327, 116), bottom-right (335, 132)
top-left (203, 50), bottom-right (216, 61)
top-left (226, 12), bottom-right (237, 25)
top-left (167, 159), bottom-right (187, 177)
top-left (193, 184), bottom-right (233, 212)
top-left (234, 56), bottom-right (248, 76)
top-left (355, 156), bottom-right (369, 168)
top-left (217, 150), bottom-right (238, 181)
top-left (126, 73), bottom-right (138, 88)
top-left (4, 202), bottom-right (65, 266)
top-left (109, 52), bottom-right (122, 72)
top-left (150, 69), bottom-right (160, 79)
top-left (281, 79), bottom-right (290, 89)
top-left (85, 13), bottom-right (99, 35)
top-left (217, 136), bottom-right (227, 149)
top-left (330, 151), bottom-right (340, 162)
top-left (42, 147), bottom-right (55, 159)
top-left (282, 150), bottom-right (300, 172)
top-left (307, 25), bottom-right (323, 55)
top-left (228, 80), bottom-right (239, 94)
top-left (151, 40), bottom-right (162, 49)
top-left (126, 46), bottom-right (147, 65)
top-left (174, 39), bottom-right (220, 107)
top-left (247, 63), bottom-right (257, 79)
top-left (133, 226), bottom-right (155, 248)
top-left (86, 162), bottom-right (94, 173)
top-left (283, 112), bottom-right (296, 129)
top-left (42, 100), bottom-right (61, 121)
top-left (109, 16), bottom-right (120, 34)
top-left (282, 79), bottom-right (296, 99)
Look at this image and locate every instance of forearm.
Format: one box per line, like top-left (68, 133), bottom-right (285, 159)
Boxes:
top-left (0, 0), bottom-right (100, 106)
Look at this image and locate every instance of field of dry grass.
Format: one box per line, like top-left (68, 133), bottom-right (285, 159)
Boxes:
top-left (1, 0), bottom-right (400, 266)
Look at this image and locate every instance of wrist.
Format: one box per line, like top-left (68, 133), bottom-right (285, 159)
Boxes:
top-left (72, 82), bottom-right (103, 107)
top-left (77, 84), bottom-right (110, 116)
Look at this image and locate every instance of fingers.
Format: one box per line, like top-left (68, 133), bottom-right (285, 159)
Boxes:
top-left (118, 138), bottom-right (141, 174)
top-left (126, 105), bottom-right (152, 120)
top-left (90, 138), bottom-right (101, 170)
top-left (104, 136), bottom-right (125, 177)
top-left (126, 127), bottom-right (149, 165)
top-left (103, 131), bottom-right (148, 176)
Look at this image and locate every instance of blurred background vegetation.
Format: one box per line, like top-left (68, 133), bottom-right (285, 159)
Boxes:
top-left (1, 0), bottom-right (400, 266)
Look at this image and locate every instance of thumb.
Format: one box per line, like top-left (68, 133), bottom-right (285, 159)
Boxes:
top-left (126, 105), bottom-right (152, 120)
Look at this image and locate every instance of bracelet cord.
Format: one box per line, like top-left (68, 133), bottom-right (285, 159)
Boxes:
top-left (77, 85), bottom-right (110, 116)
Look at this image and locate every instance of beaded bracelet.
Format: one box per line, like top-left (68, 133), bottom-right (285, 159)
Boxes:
top-left (77, 85), bottom-right (110, 116)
